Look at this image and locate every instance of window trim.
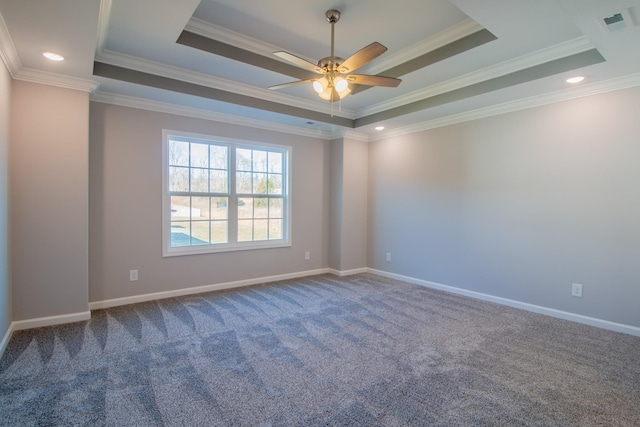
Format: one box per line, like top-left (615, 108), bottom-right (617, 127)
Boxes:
top-left (162, 129), bottom-right (292, 257)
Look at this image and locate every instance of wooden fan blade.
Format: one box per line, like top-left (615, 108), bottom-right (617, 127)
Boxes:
top-left (274, 51), bottom-right (324, 74)
top-left (338, 42), bottom-right (387, 73)
top-left (269, 79), bottom-right (315, 90)
top-left (347, 74), bottom-right (402, 87)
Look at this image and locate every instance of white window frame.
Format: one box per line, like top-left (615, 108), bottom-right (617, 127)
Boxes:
top-left (162, 130), bottom-right (292, 257)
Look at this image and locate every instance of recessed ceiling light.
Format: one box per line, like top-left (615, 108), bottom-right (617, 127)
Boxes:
top-left (43, 52), bottom-right (64, 61)
top-left (566, 76), bottom-right (585, 84)
top-left (375, 126), bottom-right (385, 131)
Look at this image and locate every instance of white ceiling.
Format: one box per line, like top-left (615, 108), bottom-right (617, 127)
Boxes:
top-left (1, 0), bottom-right (640, 139)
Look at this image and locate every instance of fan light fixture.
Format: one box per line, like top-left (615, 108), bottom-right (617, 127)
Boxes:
top-left (313, 74), bottom-right (351, 100)
top-left (269, 9), bottom-right (401, 106)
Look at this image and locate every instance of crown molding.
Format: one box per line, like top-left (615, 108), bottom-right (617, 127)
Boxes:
top-left (90, 90), bottom-right (337, 140)
top-left (371, 72), bottom-right (640, 141)
top-left (96, 49), bottom-right (356, 120)
top-left (185, 17), bottom-right (285, 58)
top-left (366, 18), bottom-right (484, 75)
top-left (14, 67), bottom-right (99, 92)
top-left (95, 0), bottom-right (112, 55)
top-left (0, 8), bottom-right (21, 77)
top-left (186, 17), bottom-right (484, 79)
top-left (340, 129), bottom-right (370, 142)
top-left (357, 36), bottom-right (596, 117)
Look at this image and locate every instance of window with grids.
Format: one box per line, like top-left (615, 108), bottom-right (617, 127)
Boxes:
top-left (163, 131), bottom-right (290, 256)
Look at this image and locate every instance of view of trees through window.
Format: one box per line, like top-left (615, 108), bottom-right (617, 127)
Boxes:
top-left (165, 135), bottom-right (288, 254)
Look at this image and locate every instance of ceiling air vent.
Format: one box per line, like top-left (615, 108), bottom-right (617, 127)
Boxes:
top-left (600, 8), bottom-right (635, 32)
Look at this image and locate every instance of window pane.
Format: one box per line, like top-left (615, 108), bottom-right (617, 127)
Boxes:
top-left (170, 196), bottom-right (191, 220)
top-left (237, 172), bottom-right (252, 193)
top-left (171, 221), bottom-right (190, 247)
top-left (254, 219), bottom-right (268, 240)
top-left (238, 197), bottom-right (253, 219)
top-left (191, 168), bottom-right (209, 192)
top-left (165, 134), bottom-right (290, 255)
top-left (211, 197), bottom-right (228, 220)
top-left (210, 170), bottom-right (228, 193)
top-left (169, 140), bottom-right (189, 166)
top-left (169, 167), bottom-right (189, 192)
top-left (192, 197), bottom-right (210, 220)
top-left (210, 145), bottom-right (228, 170)
top-left (268, 152), bottom-right (282, 173)
top-left (269, 198), bottom-right (282, 218)
top-left (211, 221), bottom-right (228, 244)
top-left (253, 173), bottom-right (267, 194)
top-left (253, 150), bottom-right (267, 172)
top-left (268, 174), bottom-right (282, 195)
top-left (254, 197), bottom-right (268, 218)
top-left (237, 148), bottom-right (252, 171)
top-left (238, 219), bottom-right (253, 241)
top-left (269, 219), bottom-right (282, 239)
top-left (191, 221), bottom-right (210, 245)
top-left (190, 143), bottom-right (209, 168)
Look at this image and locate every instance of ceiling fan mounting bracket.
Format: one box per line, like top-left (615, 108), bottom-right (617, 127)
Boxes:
top-left (325, 10), bottom-right (341, 24)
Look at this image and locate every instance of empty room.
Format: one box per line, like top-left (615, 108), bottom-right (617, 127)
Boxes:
top-left (1, 0), bottom-right (639, 425)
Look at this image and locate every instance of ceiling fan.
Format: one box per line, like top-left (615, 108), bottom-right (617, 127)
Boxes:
top-left (269, 9), bottom-right (401, 102)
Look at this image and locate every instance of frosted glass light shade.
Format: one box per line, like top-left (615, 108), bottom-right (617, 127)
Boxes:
top-left (313, 78), bottom-right (328, 93)
top-left (334, 77), bottom-right (348, 93)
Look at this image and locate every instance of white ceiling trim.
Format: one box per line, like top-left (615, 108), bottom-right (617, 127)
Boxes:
top-left (372, 72), bottom-right (640, 141)
top-left (340, 130), bottom-right (370, 142)
top-left (95, 0), bottom-right (112, 56)
top-left (356, 36), bottom-right (596, 117)
top-left (90, 90), bottom-right (336, 140)
top-left (186, 17), bottom-right (483, 77)
top-left (14, 68), bottom-right (99, 92)
top-left (186, 18), bottom-right (286, 58)
top-left (366, 18), bottom-right (484, 75)
top-left (95, 49), bottom-right (356, 119)
top-left (0, 9), bottom-right (22, 77)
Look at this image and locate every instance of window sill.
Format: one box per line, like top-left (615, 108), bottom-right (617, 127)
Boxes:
top-left (162, 240), bottom-right (292, 257)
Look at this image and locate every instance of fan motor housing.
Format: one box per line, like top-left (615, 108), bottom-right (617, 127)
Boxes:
top-left (318, 56), bottom-right (345, 72)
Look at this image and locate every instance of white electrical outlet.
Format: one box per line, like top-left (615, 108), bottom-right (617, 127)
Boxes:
top-left (130, 270), bottom-right (138, 282)
top-left (386, 252), bottom-right (391, 262)
top-left (572, 283), bottom-right (583, 297)
top-left (305, 251), bottom-right (310, 260)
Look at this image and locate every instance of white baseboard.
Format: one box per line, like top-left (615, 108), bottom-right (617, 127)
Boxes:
top-left (0, 322), bottom-right (14, 360)
top-left (327, 267), bottom-right (368, 277)
top-left (12, 267), bottom-right (635, 340)
top-left (369, 268), bottom-right (640, 337)
top-left (90, 268), bottom-right (331, 310)
top-left (12, 311), bottom-right (92, 331)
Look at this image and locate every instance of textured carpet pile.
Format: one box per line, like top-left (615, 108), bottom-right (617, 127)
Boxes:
top-left (1, 273), bottom-right (639, 426)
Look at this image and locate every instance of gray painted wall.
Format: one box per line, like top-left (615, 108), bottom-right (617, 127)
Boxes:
top-left (10, 81), bottom-right (89, 320)
top-left (329, 139), bottom-right (343, 270)
top-left (0, 59), bottom-right (10, 338)
top-left (341, 137), bottom-right (368, 271)
top-left (368, 86), bottom-right (640, 327)
top-left (328, 137), bottom-right (369, 271)
top-left (89, 103), bottom-right (330, 302)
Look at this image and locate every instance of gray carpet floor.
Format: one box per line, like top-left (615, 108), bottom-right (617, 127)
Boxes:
top-left (1, 273), bottom-right (639, 426)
